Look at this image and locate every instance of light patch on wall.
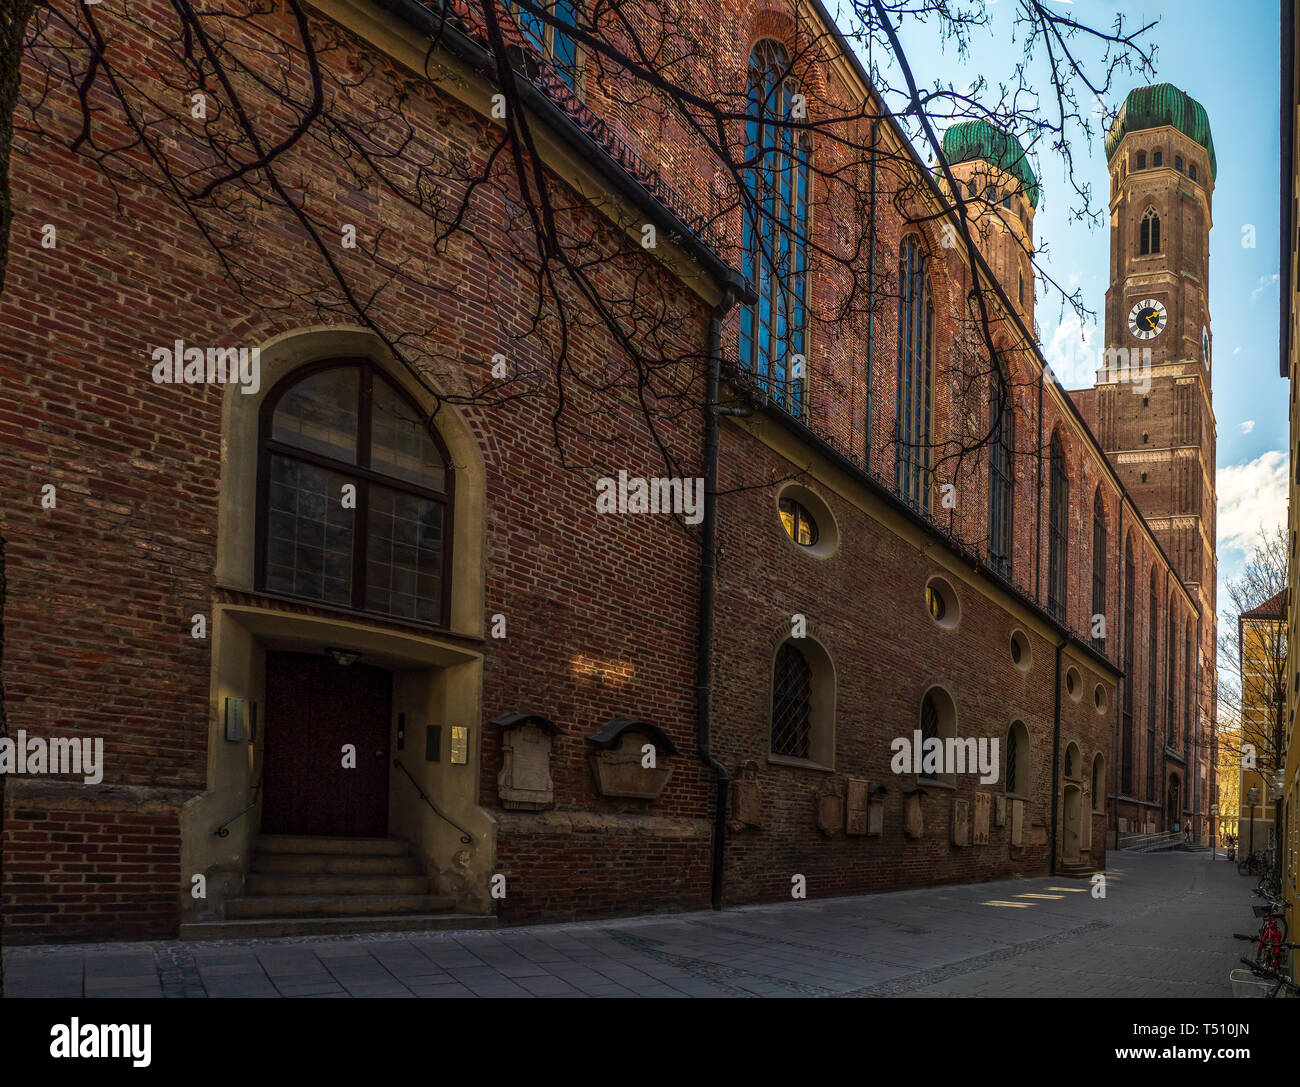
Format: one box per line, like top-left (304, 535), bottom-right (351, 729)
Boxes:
top-left (570, 655), bottom-right (636, 684)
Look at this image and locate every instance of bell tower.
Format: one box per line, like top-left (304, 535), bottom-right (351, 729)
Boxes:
top-left (1097, 84), bottom-right (1217, 614)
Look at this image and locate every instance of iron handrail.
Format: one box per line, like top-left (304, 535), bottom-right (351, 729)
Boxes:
top-left (214, 776), bottom-right (262, 838)
top-left (392, 758), bottom-right (474, 845)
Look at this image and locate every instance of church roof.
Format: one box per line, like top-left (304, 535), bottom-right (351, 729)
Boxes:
top-left (941, 120), bottom-right (1040, 208)
top-left (1104, 84), bottom-right (1217, 180)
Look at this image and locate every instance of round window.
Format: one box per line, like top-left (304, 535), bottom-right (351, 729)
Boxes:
top-left (779, 496), bottom-right (819, 547)
top-left (926, 585), bottom-right (945, 621)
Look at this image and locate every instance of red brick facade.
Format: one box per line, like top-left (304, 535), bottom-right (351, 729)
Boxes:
top-left (0, 0), bottom-right (1212, 940)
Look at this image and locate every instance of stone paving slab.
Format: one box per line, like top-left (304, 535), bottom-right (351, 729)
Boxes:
top-left (2, 852), bottom-right (1257, 998)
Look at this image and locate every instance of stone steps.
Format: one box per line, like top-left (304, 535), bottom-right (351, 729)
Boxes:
top-left (251, 853), bottom-right (423, 876)
top-left (227, 892), bottom-right (454, 918)
top-left (245, 872), bottom-right (432, 896)
top-left (255, 834), bottom-right (408, 856)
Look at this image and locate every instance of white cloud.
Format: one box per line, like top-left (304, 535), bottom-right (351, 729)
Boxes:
top-left (1042, 311), bottom-right (1099, 390)
top-left (1250, 273), bottom-right (1280, 305)
top-left (1216, 449), bottom-right (1288, 557)
top-left (1239, 419), bottom-right (1255, 434)
top-left (1232, 346), bottom-right (1243, 356)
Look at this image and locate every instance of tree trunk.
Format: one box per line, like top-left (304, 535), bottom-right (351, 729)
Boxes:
top-left (0, 0), bottom-right (37, 295)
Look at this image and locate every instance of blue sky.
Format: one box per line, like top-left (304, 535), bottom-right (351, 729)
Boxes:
top-left (868, 0), bottom-right (1287, 614)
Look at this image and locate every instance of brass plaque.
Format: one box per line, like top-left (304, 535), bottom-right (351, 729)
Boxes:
top-left (450, 725), bottom-right (469, 765)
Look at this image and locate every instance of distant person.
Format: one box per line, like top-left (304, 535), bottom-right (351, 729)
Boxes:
top-left (1184, 822), bottom-right (1192, 843)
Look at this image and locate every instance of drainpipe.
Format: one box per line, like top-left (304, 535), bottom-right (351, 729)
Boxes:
top-left (1049, 638), bottom-right (1063, 875)
top-left (865, 117), bottom-right (878, 472)
top-left (699, 289), bottom-right (739, 910)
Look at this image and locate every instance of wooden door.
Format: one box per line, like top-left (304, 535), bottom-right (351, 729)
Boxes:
top-left (262, 651), bottom-right (392, 837)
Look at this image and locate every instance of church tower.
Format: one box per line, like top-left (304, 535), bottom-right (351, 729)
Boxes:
top-left (1096, 83), bottom-right (1217, 815)
top-left (1098, 85), bottom-right (1215, 610)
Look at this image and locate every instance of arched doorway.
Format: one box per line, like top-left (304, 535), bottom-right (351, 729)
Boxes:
top-left (1062, 784), bottom-right (1082, 862)
top-left (1167, 773), bottom-right (1181, 831)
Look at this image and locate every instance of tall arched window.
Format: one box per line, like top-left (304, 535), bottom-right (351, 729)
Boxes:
top-left (1047, 430), bottom-right (1068, 620)
top-left (1166, 594), bottom-right (1177, 745)
top-left (771, 640), bottom-right (812, 759)
top-left (1091, 488), bottom-right (1107, 649)
top-left (258, 361), bottom-right (452, 625)
top-left (1146, 569), bottom-right (1159, 801)
top-left (1122, 535), bottom-right (1135, 795)
top-left (1006, 720), bottom-right (1029, 795)
top-left (988, 367), bottom-right (1014, 577)
top-left (896, 235), bottom-right (934, 512)
top-left (1140, 209), bottom-right (1161, 255)
top-left (918, 687), bottom-right (957, 784)
top-left (1184, 620), bottom-right (1194, 756)
top-left (740, 40), bottom-right (810, 418)
top-left (1091, 754), bottom-right (1105, 812)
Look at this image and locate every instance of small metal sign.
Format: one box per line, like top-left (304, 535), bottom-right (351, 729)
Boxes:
top-left (450, 726), bottom-right (469, 765)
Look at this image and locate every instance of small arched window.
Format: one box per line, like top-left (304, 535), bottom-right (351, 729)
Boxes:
top-left (896, 235), bottom-right (934, 513)
top-left (1064, 742), bottom-right (1079, 779)
top-left (1006, 720), bottom-right (1029, 795)
top-left (1047, 430), bottom-right (1068, 620)
top-left (1175, 155), bottom-right (1184, 173)
top-left (740, 40), bottom-right (811, 418)
top-left (259, 361), bottom-right (452, 625)
top-left (1135, 152), bottom-right (1146, 170)
top-left (919, 688), bottom-right (957, 784)
top-left (1189, 163), bottom-right (1198, 182)
top-left (1091, 487), bottom-right (1107, 649)
top-left (988, 367), bottom-right (1014, 578)
top-left (1140, 209), bottom-right (1161, 255)
top-left (1152, 150), bottom-right (1163, 167)
top-left (771, 641), bottom-right (812, 759)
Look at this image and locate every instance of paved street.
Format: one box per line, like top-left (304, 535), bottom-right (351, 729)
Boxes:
top-left (2, 850), bottom-right (1257, 997)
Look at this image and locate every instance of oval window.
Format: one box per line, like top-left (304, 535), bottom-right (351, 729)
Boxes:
top-left (779, 496), bottom-right (819, 547)
top-left (926, 584), bottom-right (945, 621)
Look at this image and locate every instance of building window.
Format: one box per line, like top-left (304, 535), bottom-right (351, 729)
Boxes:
top-left (1146, 570), bottom-right (1158, 801)
top-left (1184, 621), bottom-right (1194, 756)
top-left (258, 361), bottom-right (452, 625)
top-left (1135, 152), bottom-right (1146, 170)
top-left (739, 40), bottom-right (810, 419)
top-left (1166, 595), bottom-right (1176, 746)
top-left (1189, 163), bottom-right (1198, 182)
top-left (1140, 209), bottom-right (1161, 255)
top-left (1047, 430), bottom-right (1068, 620)
top-left (1002, 193), bottom-right (1012, 209)
top-left (1175, 155), bottom-right (1183, 173)
top-left (1152, 150), bottom-right (1163, 167)
top-left (1091, 755), bottom-right (1105, 812)
top-left (1091, 488), bottom-right (1107, 650)
top-left (514, 0), bottom-right (579, 87)
top-left (895, 235), bottom-right (934, 513)
top-left (988, 368), bottom-right (1014, 578)
top-left (1122, 536), bottom-right (1135, 794)
top-left (1006, 720), bottom-right (1029, 795)
top-left (1064, 742), bottom-right (1079, 779)
top-left (919, 688), bottom-right (958, 784)
top-left (771, 641), bottom-right (812, 758)
top-left (779, 496), bottom-right (818, 546)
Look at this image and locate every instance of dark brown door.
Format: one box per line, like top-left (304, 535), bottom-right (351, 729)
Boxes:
top-left (262, 651), bottom-right (392, 837)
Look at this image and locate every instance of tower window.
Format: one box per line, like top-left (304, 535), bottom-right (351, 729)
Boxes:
top-left (1002, 194), bottom-right (1012, 209)
top-left (1140, 209), bottom-right (1161, 255)
top-left (1189, 163), bottom-right (1198, 182)
top-left (1175, 155), bottom-right (1183, 173)
top-left (1135, 152), bottom-right (1146, 170)
top-left (1018, 270), bottom-right (1024, 305)
top-left (968, 179), bottom-right (978, 199)
top-left (1152, 150), bottom-right (1163, 167)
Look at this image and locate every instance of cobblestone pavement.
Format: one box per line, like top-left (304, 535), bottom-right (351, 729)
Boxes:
top-left (3, 850), bottom-right (1256, 998)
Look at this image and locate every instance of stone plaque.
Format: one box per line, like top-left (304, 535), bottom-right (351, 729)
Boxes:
top-left (815, 779), bottom-right (845, 836)
top-left (1009, 797), bottom-right (1024, 846)
top-left (729, 760), bottom-right (762, 831)
top-left (498, 722), bottom-right (554, 810)
top-left (951, 797), bottom-right (969, 847)
top-left (903, 791), bottom-right (924, 839)
top-left (1030, 823), bottom-right (1047, 846)
top-left (845, 778), bottom-right (870, 835)
top-left (867, 799), bottom-right (884, 837)
top-left (993, 793), bottom-right (1006, 828)
top-left (590, 731), bottom-right (674, 799)
top-left (972, 792), bottom-right (990, 845)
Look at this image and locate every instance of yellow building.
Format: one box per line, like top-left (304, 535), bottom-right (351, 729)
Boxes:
top-left (1278, 0), bottom-right (1300, 983)
top-left (1216, 732), bottom-right (1240, 840)
top-left (1236, 591), bottom-right (1286, 856)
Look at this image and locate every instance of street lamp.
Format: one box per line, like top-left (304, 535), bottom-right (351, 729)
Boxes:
top-left (1246, 784), bottom-right (1260, 860)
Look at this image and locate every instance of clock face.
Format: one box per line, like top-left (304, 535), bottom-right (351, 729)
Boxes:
top-left (1202, 325), bottom-right (1210, 365)
top-left (1128, 298), bottom-right (1168, 340)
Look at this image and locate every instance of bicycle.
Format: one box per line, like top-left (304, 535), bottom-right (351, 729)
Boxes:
top-left (1233, 900), bottom-right (1291, 970)
top-left (1238, 850), bottom-right (1270, 876)
top-left (1238, 956), bottom-right (1300, 997)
